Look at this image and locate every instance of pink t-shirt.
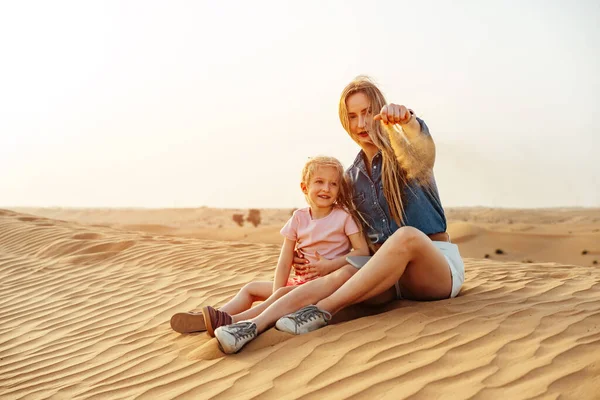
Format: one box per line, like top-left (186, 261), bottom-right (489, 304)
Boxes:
top-left (280, 207), bottom-right (360, 265)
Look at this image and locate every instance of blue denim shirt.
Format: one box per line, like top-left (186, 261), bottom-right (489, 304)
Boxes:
top-left (346, 118), bottom-right (447, 244)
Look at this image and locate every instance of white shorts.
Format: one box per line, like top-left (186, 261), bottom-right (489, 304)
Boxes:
top-left (395, 241), bottom-right (465, 299)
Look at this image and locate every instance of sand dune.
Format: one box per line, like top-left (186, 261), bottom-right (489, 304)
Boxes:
top-left (14, 207), bottom-right (600, 266)
top-left (1, 208), bottom-right (600, 399)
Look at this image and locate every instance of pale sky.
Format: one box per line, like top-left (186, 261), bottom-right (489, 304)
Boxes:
top-left (1, 0), bottom-right (599, 209)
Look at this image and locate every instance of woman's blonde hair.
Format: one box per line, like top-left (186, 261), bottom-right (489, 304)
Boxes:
top-left (338, 76), bottom-right (433, 226)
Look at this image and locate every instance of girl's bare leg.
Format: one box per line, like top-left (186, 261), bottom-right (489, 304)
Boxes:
top-left (219, 281), bottom-right (273, 315)
top-left (316, 227), bottom-right (452, 315)
top-left (231, 286), bottom-right (296, 322)
top-left (249, 265), bottom-right (358, 333)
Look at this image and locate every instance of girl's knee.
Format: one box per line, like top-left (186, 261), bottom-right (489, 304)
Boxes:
top-left (274, 286), bottom-right (294, 296)
top-left (242, 281), bottom-right (267, 296)
top-left (240, 282), bottom-right (254, 294)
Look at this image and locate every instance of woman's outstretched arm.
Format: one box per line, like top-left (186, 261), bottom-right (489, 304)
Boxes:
top-left (377, 105), bottom-right (436, 180)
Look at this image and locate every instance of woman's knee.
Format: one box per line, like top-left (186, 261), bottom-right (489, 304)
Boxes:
top-left (387, 226), bottom-right (425, 253)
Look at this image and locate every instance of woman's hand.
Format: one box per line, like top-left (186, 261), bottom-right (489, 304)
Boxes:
top-left (375, 104), bottom-right (413, 125)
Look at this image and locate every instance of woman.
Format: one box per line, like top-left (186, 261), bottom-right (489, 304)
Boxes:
top-left (214, 76), bottom-right (464, 354)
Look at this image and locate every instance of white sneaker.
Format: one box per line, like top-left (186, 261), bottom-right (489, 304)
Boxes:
top-left (214, 321), bottom-right (257, 354)
top-left (275, 305), bottom-right (332, 335)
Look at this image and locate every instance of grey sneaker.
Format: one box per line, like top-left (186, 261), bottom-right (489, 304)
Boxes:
top-left (214, 321), bottom-right (257, 354)
top-left (275, 305), bottom-right (332, 335)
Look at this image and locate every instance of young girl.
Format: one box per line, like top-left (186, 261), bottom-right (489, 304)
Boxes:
top-left (170, 156), bottom-right (369, 337)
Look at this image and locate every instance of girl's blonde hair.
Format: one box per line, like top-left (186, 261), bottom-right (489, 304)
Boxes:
top-left (338, 76), bottom-right (433, 226)
top-left (301, 156), bottom-right (353, 211)
top-left (301, 156), bottom-right (366, 243)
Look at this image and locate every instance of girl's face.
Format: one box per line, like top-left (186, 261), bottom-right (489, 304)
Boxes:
top-left (347, 92), bottom-right (375, 148)
top-left (301, 166), bottom-right (340, 209)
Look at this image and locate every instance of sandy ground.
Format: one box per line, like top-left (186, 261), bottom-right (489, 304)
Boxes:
top-left (1, 207), bottom-right (600, 399)
top-left (13, 206), bottom-right (600, 267)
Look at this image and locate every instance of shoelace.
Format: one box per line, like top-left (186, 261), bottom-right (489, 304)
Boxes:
top-left (292, 306), bottom-right (331, 325)
top-left (230, 322), bottom-right (256, 342)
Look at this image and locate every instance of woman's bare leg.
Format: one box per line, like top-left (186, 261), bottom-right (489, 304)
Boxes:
top-left (249, 265), bottom-right (358, 333)
top-left (316, 227), bottom-right (452, 315)
top-left (231, 286), bottom-right (296, 322)
top-left (219, 281), bottom-right (273, 315)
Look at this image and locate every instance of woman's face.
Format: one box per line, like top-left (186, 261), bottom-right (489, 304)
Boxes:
top-left (346, 92), bottom-right (375, 148)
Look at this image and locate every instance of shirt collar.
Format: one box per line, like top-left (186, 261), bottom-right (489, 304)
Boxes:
top-left (350, 149), bottom-right (382, 175)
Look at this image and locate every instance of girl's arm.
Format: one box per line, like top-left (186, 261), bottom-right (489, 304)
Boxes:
top-left (307, 232), bottom-right (369, 278)
top-left (272, 238), bottom-right (297, 292)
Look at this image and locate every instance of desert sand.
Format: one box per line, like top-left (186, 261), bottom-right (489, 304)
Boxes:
top-left (1, 207), bottom-right (600, 399)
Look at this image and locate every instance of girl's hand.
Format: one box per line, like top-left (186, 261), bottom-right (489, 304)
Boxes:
top-left (374, 104), bottom-right (412, 125)
top-left (292, 249), bottom-right (310, 275)
top-left (300, 252), bottom-right (332, 280)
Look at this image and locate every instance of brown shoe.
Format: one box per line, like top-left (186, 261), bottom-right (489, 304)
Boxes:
top-left (170, 311), bottom-right (207, 334)
top-left (202, 306), bottom-right (233, 337)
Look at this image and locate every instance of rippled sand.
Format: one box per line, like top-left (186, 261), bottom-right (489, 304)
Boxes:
top-left (1, 208), bottom-right (599, 399)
